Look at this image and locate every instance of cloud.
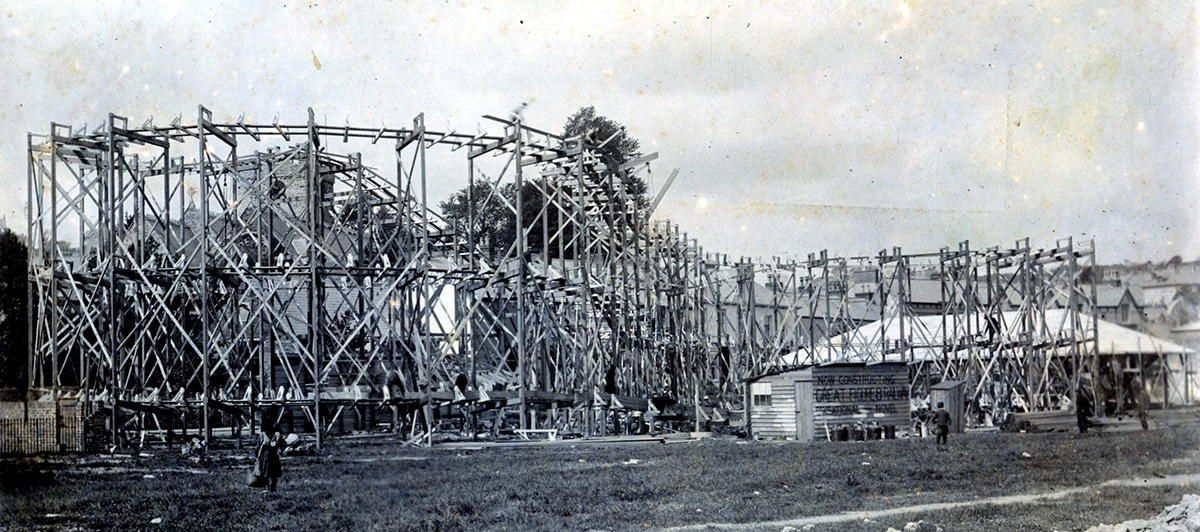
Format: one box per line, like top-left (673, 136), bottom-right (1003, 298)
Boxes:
top-left (1, 0), bottom-right (1196, 263)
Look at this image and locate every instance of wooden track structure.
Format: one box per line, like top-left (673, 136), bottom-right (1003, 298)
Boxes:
top-left (25, 107), bottom-right (1102, 447)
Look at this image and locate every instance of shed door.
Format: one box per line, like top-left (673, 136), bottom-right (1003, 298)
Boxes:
top-left (795, 380), bottom-right (813, 441)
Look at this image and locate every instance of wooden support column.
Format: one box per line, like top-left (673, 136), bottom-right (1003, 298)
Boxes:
top-left (515, 119), bottom-right (528, 432)
top-left (197, 108), bottom-right (211, 446)
top-left (306, 108), bottom-right (324, 449)
top-left (415, 113), bottom-right (432, 447)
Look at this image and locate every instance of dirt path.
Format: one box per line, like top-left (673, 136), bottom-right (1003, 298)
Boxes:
top-left (663, 474), bottom-right (1200, 532)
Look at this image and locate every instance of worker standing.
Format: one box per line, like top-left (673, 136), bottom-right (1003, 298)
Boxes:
top-left (1076, 393), bottom-right (1092, 433)
top-left (256, 426), bottom-right (283, 492)
top-left (1137, 389), bottom-right (1150, 431)
top-left (934, 402), bottom-right (951, 450)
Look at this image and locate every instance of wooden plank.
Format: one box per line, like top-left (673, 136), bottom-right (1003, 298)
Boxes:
top-left (199, 118), bottom-right (237, 147)
top-left (468, 130), bottom-right (518, 159)
top-left (618, 152), bottom-right (659, 171)
top-left (113, 127), bottom-right (169, 149)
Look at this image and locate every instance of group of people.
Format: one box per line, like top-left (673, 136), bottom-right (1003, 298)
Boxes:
top-left (932, 387), bottom-right (1156, 448)
top-left (1080, 389), bottom-right (1156, 433)
top-left (243, 392), bottom-right (1156, 488)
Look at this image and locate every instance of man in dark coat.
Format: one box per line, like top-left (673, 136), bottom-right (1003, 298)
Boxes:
top-left (1137, 389), bottom-right (1151, 431)
top-left (1076, 393), bottom-right (1092, 433)
top-left (257, 426), bottom-right (283, 492)
top-left (934, 402), bottom-right (951, 449)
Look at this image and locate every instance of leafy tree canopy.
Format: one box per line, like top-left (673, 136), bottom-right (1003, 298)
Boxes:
top-left (563, 106), bottom-right (649, 200)
top-left (438, 107), bottom-right (650, 263)
top-left (563, 106), bottom-right (641, 166)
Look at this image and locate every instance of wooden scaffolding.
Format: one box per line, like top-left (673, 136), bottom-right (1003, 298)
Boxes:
top-left (26, 107), bottom-right (1104, 447)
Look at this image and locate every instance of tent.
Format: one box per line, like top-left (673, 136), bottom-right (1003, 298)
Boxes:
top-left (808, 309), bottom-right (1196, 406)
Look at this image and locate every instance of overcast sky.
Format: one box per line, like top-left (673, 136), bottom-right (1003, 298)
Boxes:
top-left (2, 0), bottom-right (1197, 264)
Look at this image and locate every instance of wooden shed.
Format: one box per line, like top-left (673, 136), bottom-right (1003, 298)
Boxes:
top-left (929, 380), bottom-right (966, 434)
top-left (747, 362), bottom-right (910, 441)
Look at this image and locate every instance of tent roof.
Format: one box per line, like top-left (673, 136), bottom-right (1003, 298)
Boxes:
top-left (1173, 320), bottom-right (1200, 334)
top-left (817, 309), bottom-right (1192, 362)
top-left (1091, 317), bottom-right (1193, 355)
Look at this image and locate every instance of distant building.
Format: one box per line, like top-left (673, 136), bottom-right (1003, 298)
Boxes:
top-left (907, 279), bottom-right (945, 316)
top-left (1172, 320), bottom-right (1200, 353)
top-left (1094, 260), bottom-right (1200, 347)
top-left (1096, 286), bottom-right (1140, 328)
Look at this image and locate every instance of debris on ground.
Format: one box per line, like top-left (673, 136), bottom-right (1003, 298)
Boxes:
top-left (886, 520), bottom-right (942, 532)
top-left (180, 437), bottom-right (206, 463)
top-left (1085, 494), bottom-right (1200, 532)
top-left (281, 434), bottom-right (317, 456)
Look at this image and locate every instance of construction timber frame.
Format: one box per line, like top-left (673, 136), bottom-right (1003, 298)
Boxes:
top-left (26, 107), bottom-right (1102, 448)
top-left (812, 239), bottom-right (1104, 421)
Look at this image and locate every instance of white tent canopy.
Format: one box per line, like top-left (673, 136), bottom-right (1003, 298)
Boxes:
top-left (798, 309), bottom-right (1193, 364)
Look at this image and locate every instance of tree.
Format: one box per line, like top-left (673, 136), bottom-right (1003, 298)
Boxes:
top-left (439, 180), bottom-right (520, 262)
top-left (438, 107), bottom-right (650, 263)
top-left (563, 106), bottom-right (642, 166)
top-left (0, 228), bottom-right (27, 389)
top-left (564, 106), bottom-right (649, 203)
top-left (438, 179), bottom-right (563, 262)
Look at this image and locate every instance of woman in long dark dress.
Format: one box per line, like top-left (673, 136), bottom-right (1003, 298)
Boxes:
top-left (257, 427), bottom-right (283, 492)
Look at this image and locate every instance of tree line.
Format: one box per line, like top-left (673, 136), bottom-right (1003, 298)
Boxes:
top-left (0, 228), bottom-right (26, 390)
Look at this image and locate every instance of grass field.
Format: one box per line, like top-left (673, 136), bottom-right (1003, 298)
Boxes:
top-left (3, 427), bottom-right (1198, 531)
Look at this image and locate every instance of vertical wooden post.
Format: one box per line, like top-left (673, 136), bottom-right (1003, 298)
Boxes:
top-left (515, 120), bottom-right (528, 432)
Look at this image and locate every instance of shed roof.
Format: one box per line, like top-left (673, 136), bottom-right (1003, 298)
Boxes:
top-left (745, 360), bottom-right (909, 383)
top-left (930, 380), bottom-right (965, 390)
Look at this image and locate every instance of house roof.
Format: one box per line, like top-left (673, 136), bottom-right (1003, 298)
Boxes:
top-left (1121, 264), bottom-right (1200, 289)
top-left (1095, 285), bottom-right (1134, 308)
